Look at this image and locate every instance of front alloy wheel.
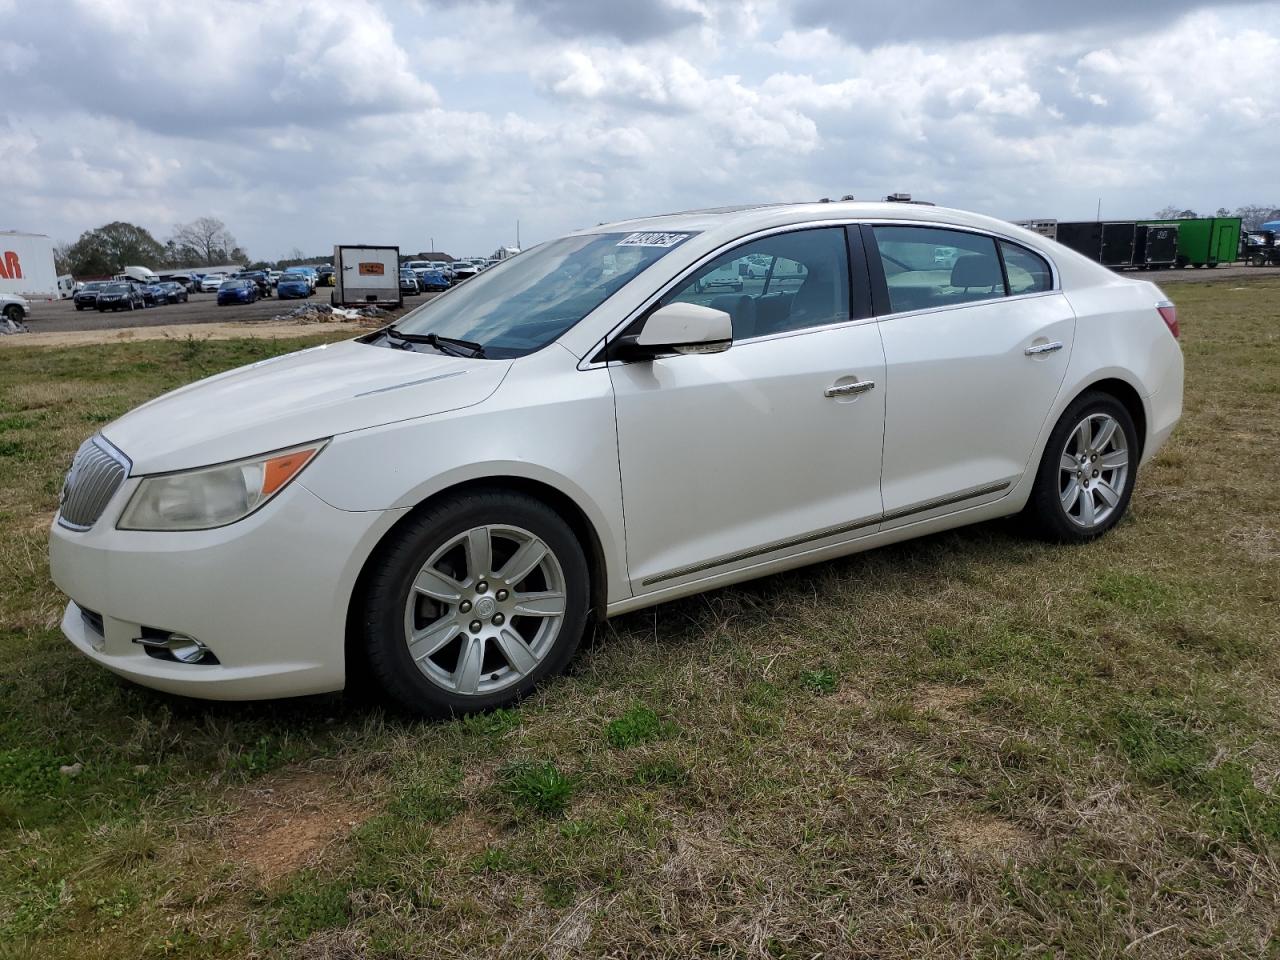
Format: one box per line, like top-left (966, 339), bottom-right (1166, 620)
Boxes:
top-left (361, 490), bottom-right (589, 716)
top-left (403, 524), bottom-right (567, 696)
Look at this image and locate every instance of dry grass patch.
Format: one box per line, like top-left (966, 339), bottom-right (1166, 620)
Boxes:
top-left (940, 814), bottom-right (1038, 862)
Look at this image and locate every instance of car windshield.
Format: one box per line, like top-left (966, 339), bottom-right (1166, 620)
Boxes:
top-left (391, 232), bottom-right (693, 358)
top-left (219, 280), bottom-right (242, 289)
top-left (103, 283), bottom-right (128, 292)
top-left (281, 274), bottom-right (306, 283)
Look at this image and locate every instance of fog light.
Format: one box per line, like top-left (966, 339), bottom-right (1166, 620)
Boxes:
top-left (133, 629), bottom-right (219, 665)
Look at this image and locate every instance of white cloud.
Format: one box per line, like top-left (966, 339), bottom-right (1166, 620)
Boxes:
top-left (0, 0), bottom-right (1275, 259)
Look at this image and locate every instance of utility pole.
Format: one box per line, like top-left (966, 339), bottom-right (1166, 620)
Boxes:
top-left (516, 219), bottom-right (521, 250)
top-left (1096, 198), bottom-right (1102, 221)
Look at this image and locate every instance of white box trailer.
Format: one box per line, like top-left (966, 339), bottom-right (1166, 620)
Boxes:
top-left (0, 231), bottom-right (58, 300)
top-left (333, 245), bottom-right (401, 307)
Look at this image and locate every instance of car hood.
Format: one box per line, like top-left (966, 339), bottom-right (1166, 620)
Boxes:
top-left (103, 339), bottom-right (511, 474)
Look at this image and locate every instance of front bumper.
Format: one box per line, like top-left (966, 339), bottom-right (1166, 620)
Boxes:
top-left (50, 480), bottom-right (407, 700)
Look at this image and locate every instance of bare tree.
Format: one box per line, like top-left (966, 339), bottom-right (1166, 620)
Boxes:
top-left (53, 241), bottom-right (73, 276)
top-left (169, 217), bottom-right (239, 265)
top-left (1232, 204), bottom-right (1280, 231)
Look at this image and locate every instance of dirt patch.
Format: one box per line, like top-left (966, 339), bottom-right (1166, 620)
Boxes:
top-left (0, 320), bottom-right (369, 349)
top-left (221, 769), bottom-right (370, 884)
top-left (942, 815), bottom-right (1037, 861)
top-left (914, 683), bottom-right (978, 716)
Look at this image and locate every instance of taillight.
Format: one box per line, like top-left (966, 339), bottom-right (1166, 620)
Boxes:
top-left (1156, 300), bottom-right (1178, 339)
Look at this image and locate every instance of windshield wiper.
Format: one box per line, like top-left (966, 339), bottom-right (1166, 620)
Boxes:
top-left (385, 326), bottom-right (486, 358)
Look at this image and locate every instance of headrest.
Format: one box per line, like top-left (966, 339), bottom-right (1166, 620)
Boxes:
top-left (950, 254), bottom-right (1002, 289)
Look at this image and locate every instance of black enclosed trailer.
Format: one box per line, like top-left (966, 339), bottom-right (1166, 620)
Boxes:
top-left (1101, 223), bottom-right (1137, 266)
top-left (1055, 221), bottom-right (1103, 261)
top-left (1134, 224), bottom-right (1179, 268)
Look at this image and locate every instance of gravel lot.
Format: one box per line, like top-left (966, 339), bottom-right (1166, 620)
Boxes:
top-left (24, 287), bottom-right (439, 334)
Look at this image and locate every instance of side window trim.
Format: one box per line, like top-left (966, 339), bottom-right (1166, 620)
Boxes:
top-left (995, 241), bottom-right (1013, 298)
top-left (844, 224), bottom-right (875, 322)
top-left (859, 223), bottom-right (892, 317)
top-left (650, 225), bottom-right (856, 343)
top-left (863, 222), bottom-right (1061, 318)
top-left (588, 220), bottom-right (896, 366)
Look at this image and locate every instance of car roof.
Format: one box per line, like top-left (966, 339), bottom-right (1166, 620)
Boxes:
top-left (573, 200), bottom-right (1057, 246)
top-left (570, 199), bottom-right (1112, 284)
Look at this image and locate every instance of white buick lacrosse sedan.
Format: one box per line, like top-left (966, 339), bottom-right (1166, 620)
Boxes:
top-left (50, 201), bottom-right (1183, 714)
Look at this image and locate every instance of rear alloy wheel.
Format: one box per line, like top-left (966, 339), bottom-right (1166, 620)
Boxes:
top-left (362, 491), bottom-right (589, 716)
top-left (1025, 392), bottom-right (1137, 542)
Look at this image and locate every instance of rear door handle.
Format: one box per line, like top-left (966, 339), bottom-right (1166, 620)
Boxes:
top-left (1025, 341), bottom-right (1063, 356)
top-left (824, 379), bottom-right (876, 398)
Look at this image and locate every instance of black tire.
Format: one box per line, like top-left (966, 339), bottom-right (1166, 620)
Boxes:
top-left (75, 304), bottom-right (83, 311)
top-left (1023, 391), bottom-right (1138, 543)
top-left (360, 489), bottom-right (590, 717)
top-left (3, 305), bottom-right (21, 323)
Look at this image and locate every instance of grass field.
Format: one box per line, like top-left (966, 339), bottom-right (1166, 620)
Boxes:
top-left (1, 281), bottom-right (1278, 959)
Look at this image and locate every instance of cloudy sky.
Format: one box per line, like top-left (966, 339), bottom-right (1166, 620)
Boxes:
top-left (3, 0), bottom-right (1278, 260)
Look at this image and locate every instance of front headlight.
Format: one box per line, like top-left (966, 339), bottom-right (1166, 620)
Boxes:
top-left (117, 441), bottom-right (327, 531)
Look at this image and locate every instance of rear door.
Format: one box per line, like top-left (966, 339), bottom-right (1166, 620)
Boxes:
top-left (866, 224), bottom-right (1075, 526)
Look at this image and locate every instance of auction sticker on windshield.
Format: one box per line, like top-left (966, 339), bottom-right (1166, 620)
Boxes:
top-left (616, 232), bottom-right (690, 248)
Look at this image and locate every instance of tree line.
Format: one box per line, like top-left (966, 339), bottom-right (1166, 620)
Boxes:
top-left (55, 218), bottom-right (249, 278)
top-left (1153, 204), bottom-right (1280, 230)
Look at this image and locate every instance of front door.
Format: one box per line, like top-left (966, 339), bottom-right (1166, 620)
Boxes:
top-left (609, 226), bottom-right (887, 592)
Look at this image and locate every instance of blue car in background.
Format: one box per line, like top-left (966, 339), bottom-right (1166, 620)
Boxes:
top-left (277, 274), bottom-right (312, 299)
top-left (282, 266), bottom-right (318, 290)
top-left (216, 279), bottom-right (259, 305)
top-left (413, 266), bottom-right (450, 291)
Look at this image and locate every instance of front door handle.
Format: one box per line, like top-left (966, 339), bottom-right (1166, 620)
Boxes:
top-left (1025, 341), bottom-right (1064, 356)
top-left (824, 379), bottom-right (876, 398)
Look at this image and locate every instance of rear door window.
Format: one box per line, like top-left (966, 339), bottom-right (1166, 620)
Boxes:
top-left (871, 226), bottom-right (1006, 314)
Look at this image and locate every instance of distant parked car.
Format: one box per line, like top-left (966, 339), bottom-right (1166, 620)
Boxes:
top-left (451, 262), bottom-right (480, 283)
top-left (317, 265), bottom-right (335, 287)
top-left (200, 274), bottom-right (227, 293)
top-left (159, 273), bottom-right (197, 292)
top-left (276, 274), bottom-right (312, 299)
top-left (216, 279), bottom-right (259, 305)
top-left (238, 271), bottom-right (274, 298)
top-left (283, 267), bottom-right (318, 291)
top-left (95, 282), bottom-right (145, 312)
top-left (399, 269), bottom-right (420, 296)
top-left (138, 282), bottom-right (166, 307)
top-left (1, 292), bottom-right (29, 324)
top-left (73, 281), bottom-right (110, 310)
top-left (156, 282), bottom-right (189, 304)
top-left (413, 266), bottom-right (449, 291)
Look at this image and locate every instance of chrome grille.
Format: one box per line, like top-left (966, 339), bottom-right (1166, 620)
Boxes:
top-left (57, 436), bottom-right (131, 530)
